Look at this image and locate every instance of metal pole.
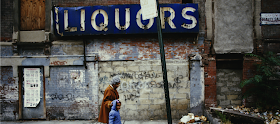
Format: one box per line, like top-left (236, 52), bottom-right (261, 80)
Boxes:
top-left (155, 0), bottom-right (172, 123)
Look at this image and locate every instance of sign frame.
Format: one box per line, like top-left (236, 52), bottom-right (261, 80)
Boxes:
top-left (260, 13), bottom-right (280, 25)
top-left (53, 4), bottom-right (199, 36)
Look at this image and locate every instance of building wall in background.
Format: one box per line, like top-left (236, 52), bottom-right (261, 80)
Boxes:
top-left (0, 0), bottom-right (208, 120)
top-left (0, 66), bottom-right (18, 120)
top-left (98, 60), bottom-right (190, 120)
top-left (1, 0), bottom-right (14, 42)
top-left (261, 0), bottom-right (280, 54)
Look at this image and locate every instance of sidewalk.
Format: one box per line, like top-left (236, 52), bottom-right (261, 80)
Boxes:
top-left (0, 120), bottom-right (180, 124)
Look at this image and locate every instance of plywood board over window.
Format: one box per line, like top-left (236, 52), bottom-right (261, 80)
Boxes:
top-left (21, 0), bottom-right (45, 30)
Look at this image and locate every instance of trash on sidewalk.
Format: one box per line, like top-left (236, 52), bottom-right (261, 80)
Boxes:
top-left (209, 106), bottom-right (280, 124)
top-left (178, 113), bottom-right (207, 124)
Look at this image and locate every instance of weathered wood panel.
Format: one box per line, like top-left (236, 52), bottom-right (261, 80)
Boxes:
top-left (21, 0), bottom-right (45, 30)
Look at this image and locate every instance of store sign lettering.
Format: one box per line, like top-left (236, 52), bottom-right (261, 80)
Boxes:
top-left (54, 4), bottom-right (199, 36)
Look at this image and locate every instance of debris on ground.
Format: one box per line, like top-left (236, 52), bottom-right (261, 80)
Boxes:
top-left (178, 113), bottom-right (208, 124)
top-left (210, 106), bottom-right (280, 124)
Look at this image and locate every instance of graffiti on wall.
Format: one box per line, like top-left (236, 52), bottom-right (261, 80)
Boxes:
top-left (0, 84), bottom-right (18, 95)
top-left (50, 61), bottom-right (67, 65)
top-left (99, 72), bottom-right (188, 101)
top-left (70, 70), bottom-right (85, 84)
top-left (50, 93), bottom-right (79, 101)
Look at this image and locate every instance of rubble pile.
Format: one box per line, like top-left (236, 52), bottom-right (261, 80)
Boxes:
top-left (211, 106), bottom-right (280, 124)
top-left (232, 106), bottom-right (280, 124)
top-left (178, 113), bottom-right (207, 124)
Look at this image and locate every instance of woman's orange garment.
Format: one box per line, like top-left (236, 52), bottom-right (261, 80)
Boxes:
top-left (98, 85), bottom-right (119, 123)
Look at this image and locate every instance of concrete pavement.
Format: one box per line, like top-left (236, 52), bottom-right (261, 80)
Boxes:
top-left (0, 120), bottom-right (181, 124)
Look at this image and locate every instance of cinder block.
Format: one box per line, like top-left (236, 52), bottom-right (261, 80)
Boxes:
top-left (140, 88), bottom-right (152, 94)
top-left (178, 99), bottom-right (190, 104)
top-left (126, 105), bottom-right (137, 110)
top-left (98, 62), bottom-right (112, 67)
top-left (177, 104), bottom-right (188, 109)
top-left (139, 93), bottom-right (149, 99)
top-left (167, 71), bottom-right (175, 78)
top-left (151, 60), bottom-right (161, 65)
top-left (170, 99), bottom-right (178, 104)
top-left (232, 77), bottom-right (241, 82)
top-left (150, 105), bottom-right (161, 109)
top-left (101, 67), bottom-right (114, 72)
top-left (231, 100), bottom-right (241, 105)
top-left (217, 95), bottom-right (225, 100)
top-left (115, 67), bottom-right (126, 72)
top-left (112, 61), bottom-right (124, 66)
top-left (153, 99), bottom-right (165, 104)
top-left (166, 65), bottom-right (178, 71)
top-left (126, 110), bottom-right (138, 117)
top-left (170, 104), bottom-right (176, 109)
top-left (152, 88), bottom-right (164, 93)
top-left (99, 73), bottom-right (110, 79)
top-left (124, 100), bottom-right (138, 105)
top-left (221, 87), bottom-right (229, 92)
top-left (227, 95), bottom-right (238, 100)
top-left (178, 88), bottom-right (189, 94)
top-left (153, 109), bottom-right (165, 116)
top-left (177, 65), bottom-right (189, 77)
top-left (139, 65), bottom-right (152, 71)
top-left (219, 100), bottom-right (230, 106)
top-left (139, 98), bottom-right (152, 104)
top-left (152, 66), bottom-right (162, 72)
top-left (216, 82), bottom-right (224, 87)
top-left (174, 94), bottom-right (187, 99)
top-left (171, 110), bottom-right (178, 117)
top-left (124, 61), bottom-right (136, 66)
top-left (127, 66), bottom-right (139, 71)
top-left (227, 82), bottom-right (236, 86)
top-left (150, 93), bottom-right (163, 98)
top-left (169, 88), bottom-right (177, 93)
top-left (138, 105), bottom-right (149, 109)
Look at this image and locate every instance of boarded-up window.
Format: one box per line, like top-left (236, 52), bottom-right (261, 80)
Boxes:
top-left (20, 0), bottom-right (45, 30)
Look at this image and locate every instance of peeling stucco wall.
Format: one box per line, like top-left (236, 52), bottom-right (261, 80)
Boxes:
top-left (46, 63), bottom-right (99, 120)
top-left (214, 0), bottom-right (253, 54)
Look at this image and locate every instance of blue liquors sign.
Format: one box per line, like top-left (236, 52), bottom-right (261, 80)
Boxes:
top-left (54, 4), bottom-right (199, 36)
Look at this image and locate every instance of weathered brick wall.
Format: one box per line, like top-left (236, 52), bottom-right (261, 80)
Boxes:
top-left (216, 69), bottom-right (242, 108)
top-left (1, 0), bottom-right (14, 42)
top-left (52, 0), bottom-right (182, 6)
top-left (0, 66), bottom-right (18, 121)
top-left (0, 0), bottom-right (206, 120)
top-left (204, 57), bottom-right (217, 107)
top-left (98, 60), bottom-right (190, 120)
top-left (46, 63), bottom-right (99, 120)
top-left (85, 35), bottom-right (200, 61)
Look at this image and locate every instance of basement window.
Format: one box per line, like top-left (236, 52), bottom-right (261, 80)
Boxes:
top-left (182, 0), bottom-right (193, 3)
